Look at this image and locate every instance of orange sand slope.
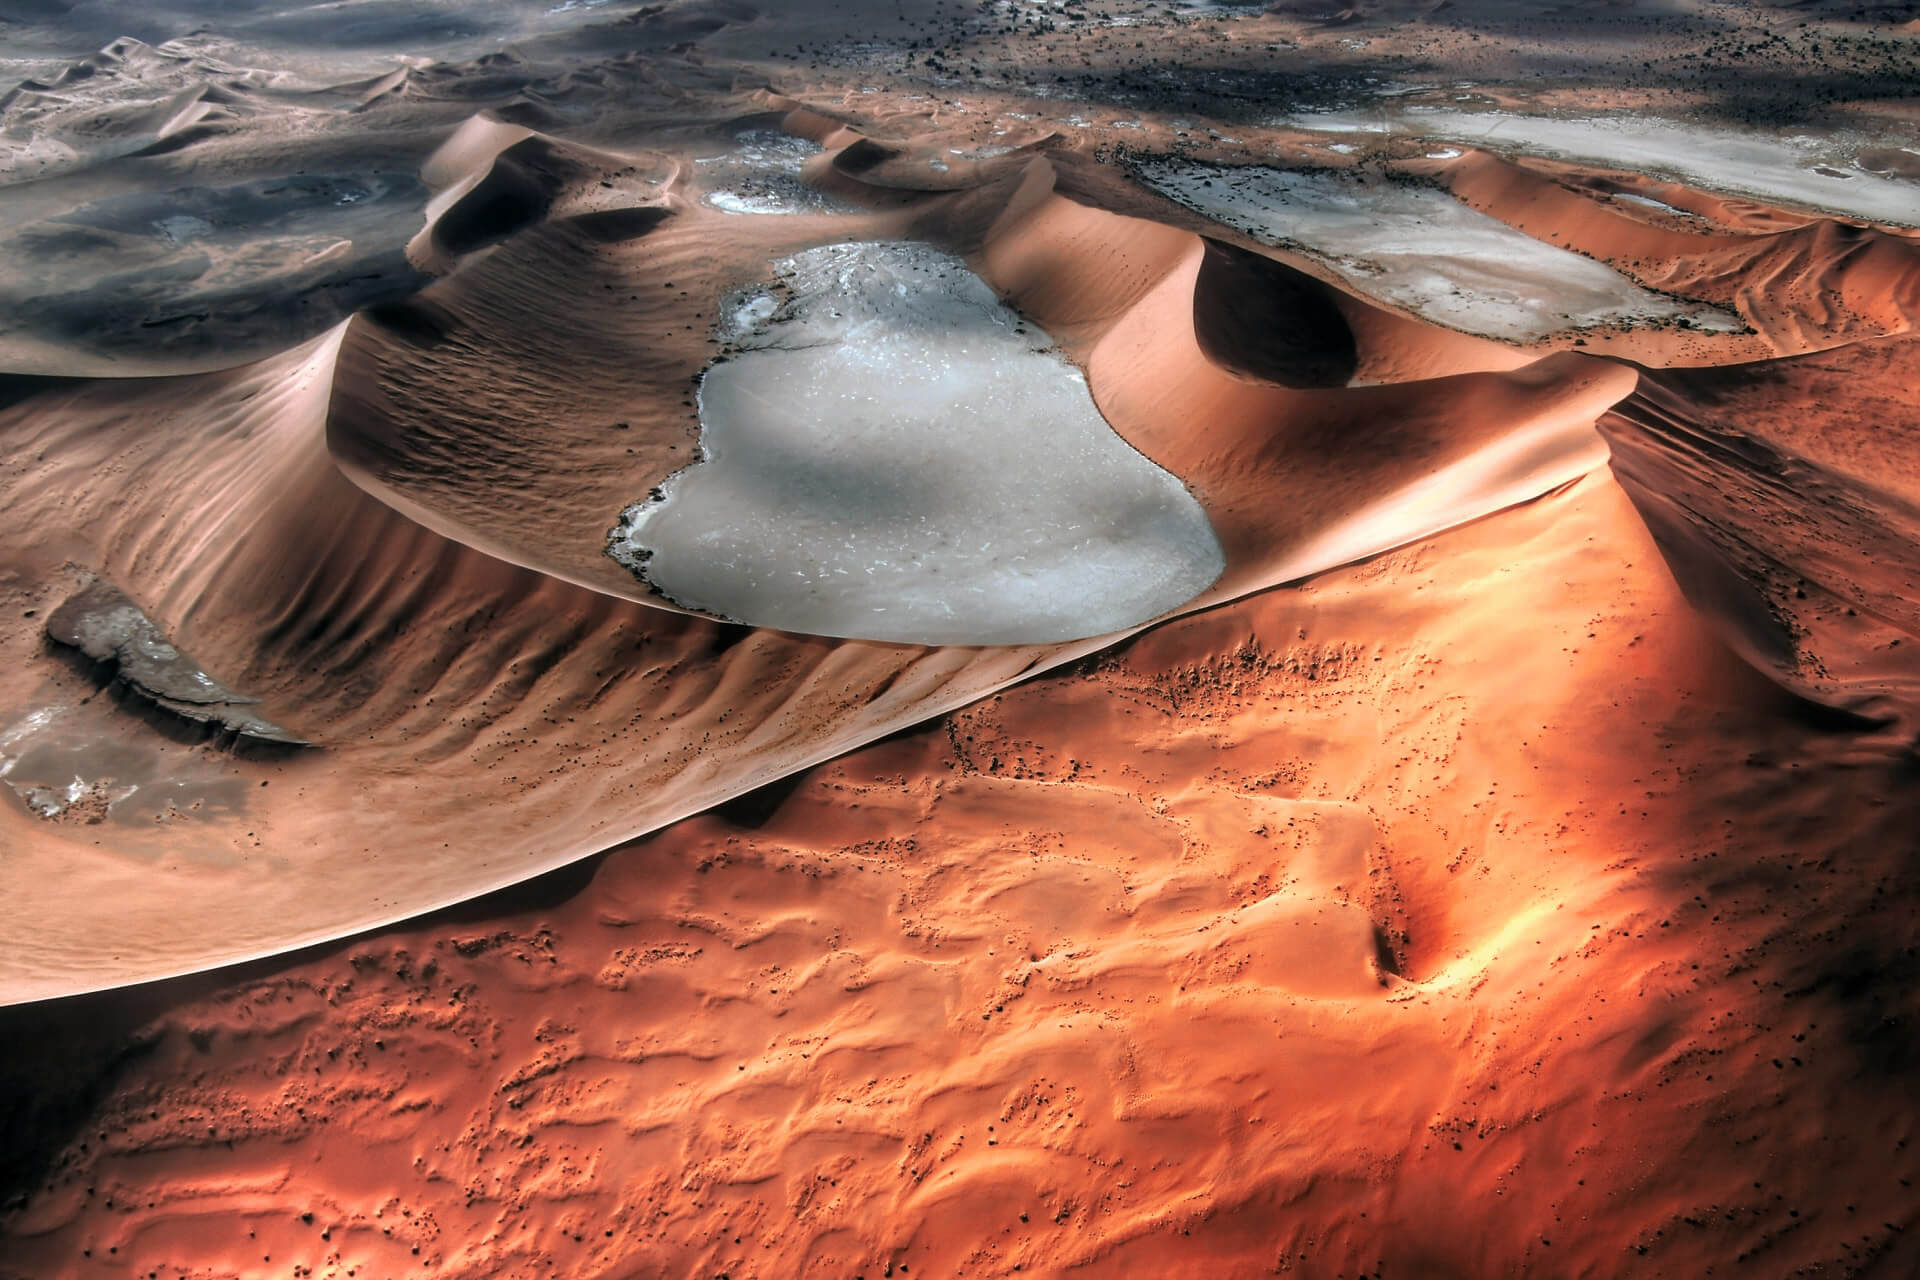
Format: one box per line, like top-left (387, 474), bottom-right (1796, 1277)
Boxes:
top-left (7, 471), bottom-right (1920, 1277)
top-left (0, 97), bottom-right (1683, 1003)
top-left (5, 2), bottom-right (1920, 1272)
top-left (4, 47), bottom-right (1919, 1000)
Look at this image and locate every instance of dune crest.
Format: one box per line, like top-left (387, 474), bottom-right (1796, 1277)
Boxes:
top-left (0, 105), bottom-right (1661, 1001)
top-left (8, 2), bottom-right (1920, 1275)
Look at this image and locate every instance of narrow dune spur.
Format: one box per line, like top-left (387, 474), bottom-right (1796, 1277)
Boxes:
top-left (0, 101), bottom-right (1649, 1003)
top-left (1422, 148), bottom-right (1920, 356)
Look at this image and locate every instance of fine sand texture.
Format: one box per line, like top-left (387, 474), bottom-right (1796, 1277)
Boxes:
top-left (5, 0), bottom-right (1920, 1275)
top-left (0, 107), bottom-right (1649, 1003)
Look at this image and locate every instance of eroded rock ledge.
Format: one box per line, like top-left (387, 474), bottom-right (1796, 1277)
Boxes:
top-left (46, 579), bottom-right (307, 746)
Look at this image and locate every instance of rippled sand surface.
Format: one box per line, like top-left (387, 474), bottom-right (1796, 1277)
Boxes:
top-left (5, 0), bottom-right (1920, 1275)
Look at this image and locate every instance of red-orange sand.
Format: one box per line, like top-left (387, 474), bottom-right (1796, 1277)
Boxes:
top-left (8, 470), bottom-right (1919, 1277)
top-left (6, 0), bottom-right (1920, 1276)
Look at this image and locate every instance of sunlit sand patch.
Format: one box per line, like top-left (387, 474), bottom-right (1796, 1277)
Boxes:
top-left (1134, 159), bottom-right (1742, 341)
top-left (607, 241), bottom-right (1225, 645)
top-left (1291, 107), bottom-right (1920, 226)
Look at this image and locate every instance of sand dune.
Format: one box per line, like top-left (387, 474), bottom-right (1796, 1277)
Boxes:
top-left (1435, 149), bottom-right (1920, 353)
top-left (5, 2), bottom-right (1920, 1275)
top-left (1603, 334), bottom-right (1920, 723)
top-left (10, 466), bottom-right (1920, 1277)
top-left (0, 110), bottom-right (1652, 1001)
top-left (0, 34), bottom-right (1892, 1000)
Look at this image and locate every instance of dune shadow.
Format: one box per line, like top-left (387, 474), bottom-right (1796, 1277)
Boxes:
top-left (1192, 238), bottom-right (1357, 388)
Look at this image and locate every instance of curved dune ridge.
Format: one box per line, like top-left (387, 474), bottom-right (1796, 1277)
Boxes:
top-left (6, 6), bottom-right (1920, 1276)
top-left (0, 96), bottom-right (1650, 1003)
top-left (0, 42), bottom-right (1914, 1016)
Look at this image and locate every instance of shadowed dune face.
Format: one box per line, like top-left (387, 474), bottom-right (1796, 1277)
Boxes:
top-left (1601, 334), bottom-right (1920, 724)
top-left (429, 135), bottom-right (576, 255)
top-left (5, 2), bottom-right (1920, 1274)
top-left (1190, 238), bottom-right (1358, 388)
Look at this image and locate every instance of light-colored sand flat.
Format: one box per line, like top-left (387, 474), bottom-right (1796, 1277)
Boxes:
top-left (695, 128), bottom-right (852, 215)
top-left (1293, 106), bottom-right (1920, 227)
top-left (609, 241), bottom-right (1226, 643)
top-left (1133, 158), bottom-right (1742, 341)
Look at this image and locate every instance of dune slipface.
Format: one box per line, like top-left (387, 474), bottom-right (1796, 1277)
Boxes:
top-left (5, 1), bottom-right (1920, 1276)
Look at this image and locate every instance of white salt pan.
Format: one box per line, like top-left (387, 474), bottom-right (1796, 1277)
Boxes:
top-left (696, 130), bottom-right (845, 216)
top-left (1134, 159), bottom-right (1741, 341)
top-left (607, 242), bottom-right (1225, 645)
top-left (1289, 107), bottom-right (1920, 227)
